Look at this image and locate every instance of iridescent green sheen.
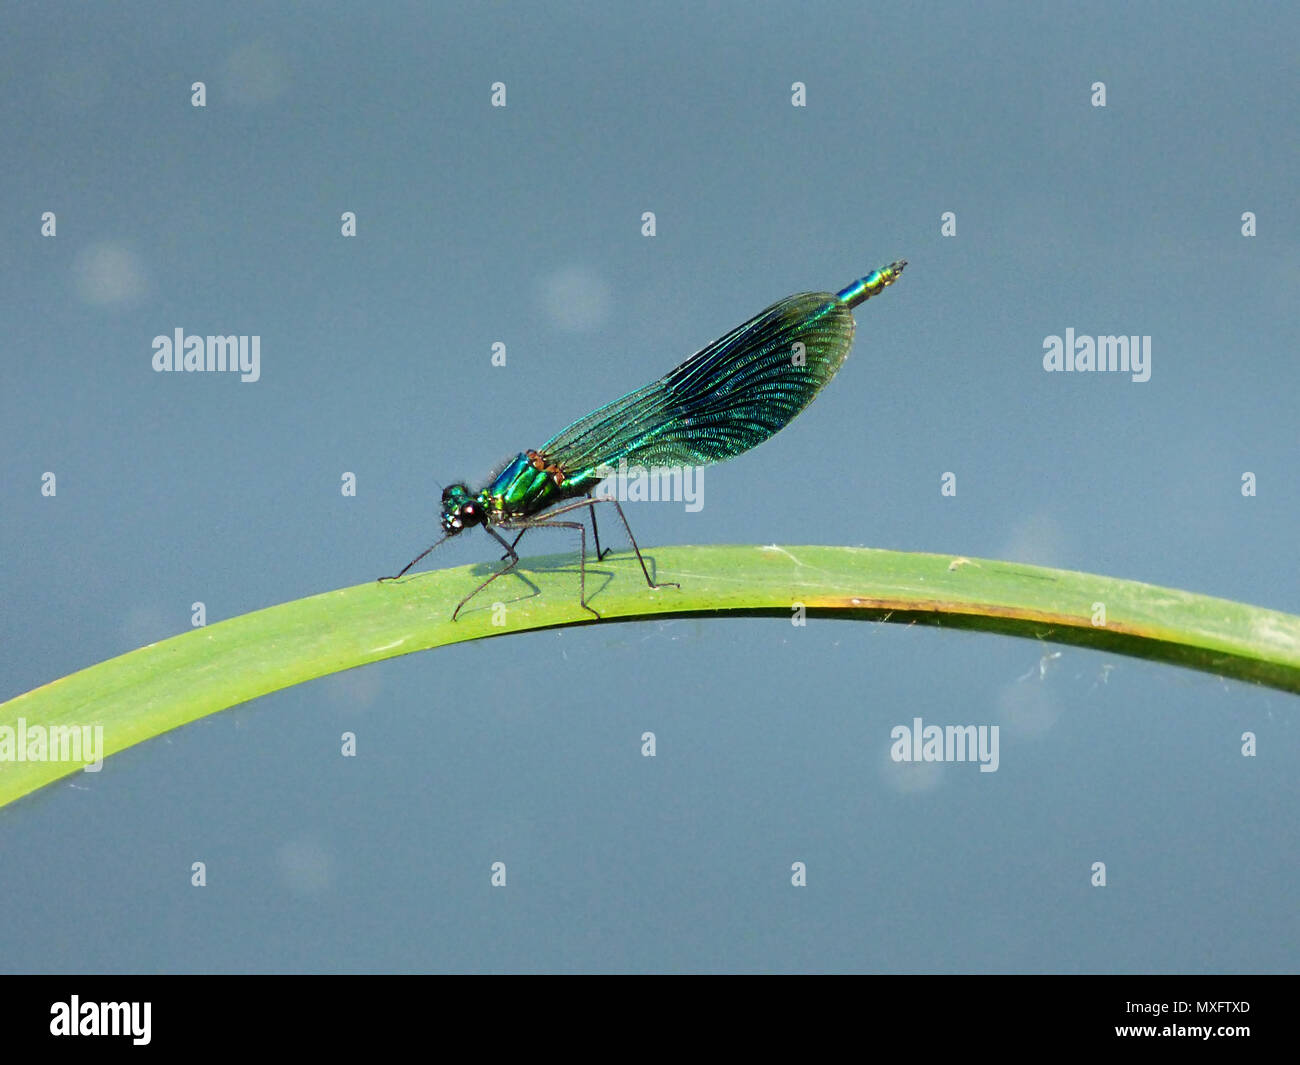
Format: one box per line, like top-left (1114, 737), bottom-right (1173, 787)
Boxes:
top-left (836, 262), bottom-right (907, 309)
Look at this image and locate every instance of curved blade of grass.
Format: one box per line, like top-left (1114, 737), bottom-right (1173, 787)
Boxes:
top-left (3, 544), bottom-right (1298, 809)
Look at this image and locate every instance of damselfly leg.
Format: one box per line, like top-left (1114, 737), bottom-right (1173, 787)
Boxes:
top-left (501, 491), bottom-right (612, 561)
top-left (454, 497), bottom-right (678, 620)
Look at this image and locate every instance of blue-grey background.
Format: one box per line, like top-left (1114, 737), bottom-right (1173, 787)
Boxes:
top-left (2, 1), bottom-right (1296, 973)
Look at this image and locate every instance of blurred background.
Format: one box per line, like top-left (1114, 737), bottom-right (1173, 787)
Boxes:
top-left (1, 1), bottom-right (1296, 973)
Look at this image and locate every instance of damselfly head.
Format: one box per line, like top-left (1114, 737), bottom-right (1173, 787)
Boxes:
top-left (440, 483), bottom-right (487, 536)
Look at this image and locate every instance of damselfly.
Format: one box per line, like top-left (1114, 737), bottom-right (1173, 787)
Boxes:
top-left (385, 261), bottom-right (907, 618)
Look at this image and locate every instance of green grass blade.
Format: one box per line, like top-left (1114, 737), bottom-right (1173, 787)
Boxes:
top-left (3, 544), bottom-right (1298, 809)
